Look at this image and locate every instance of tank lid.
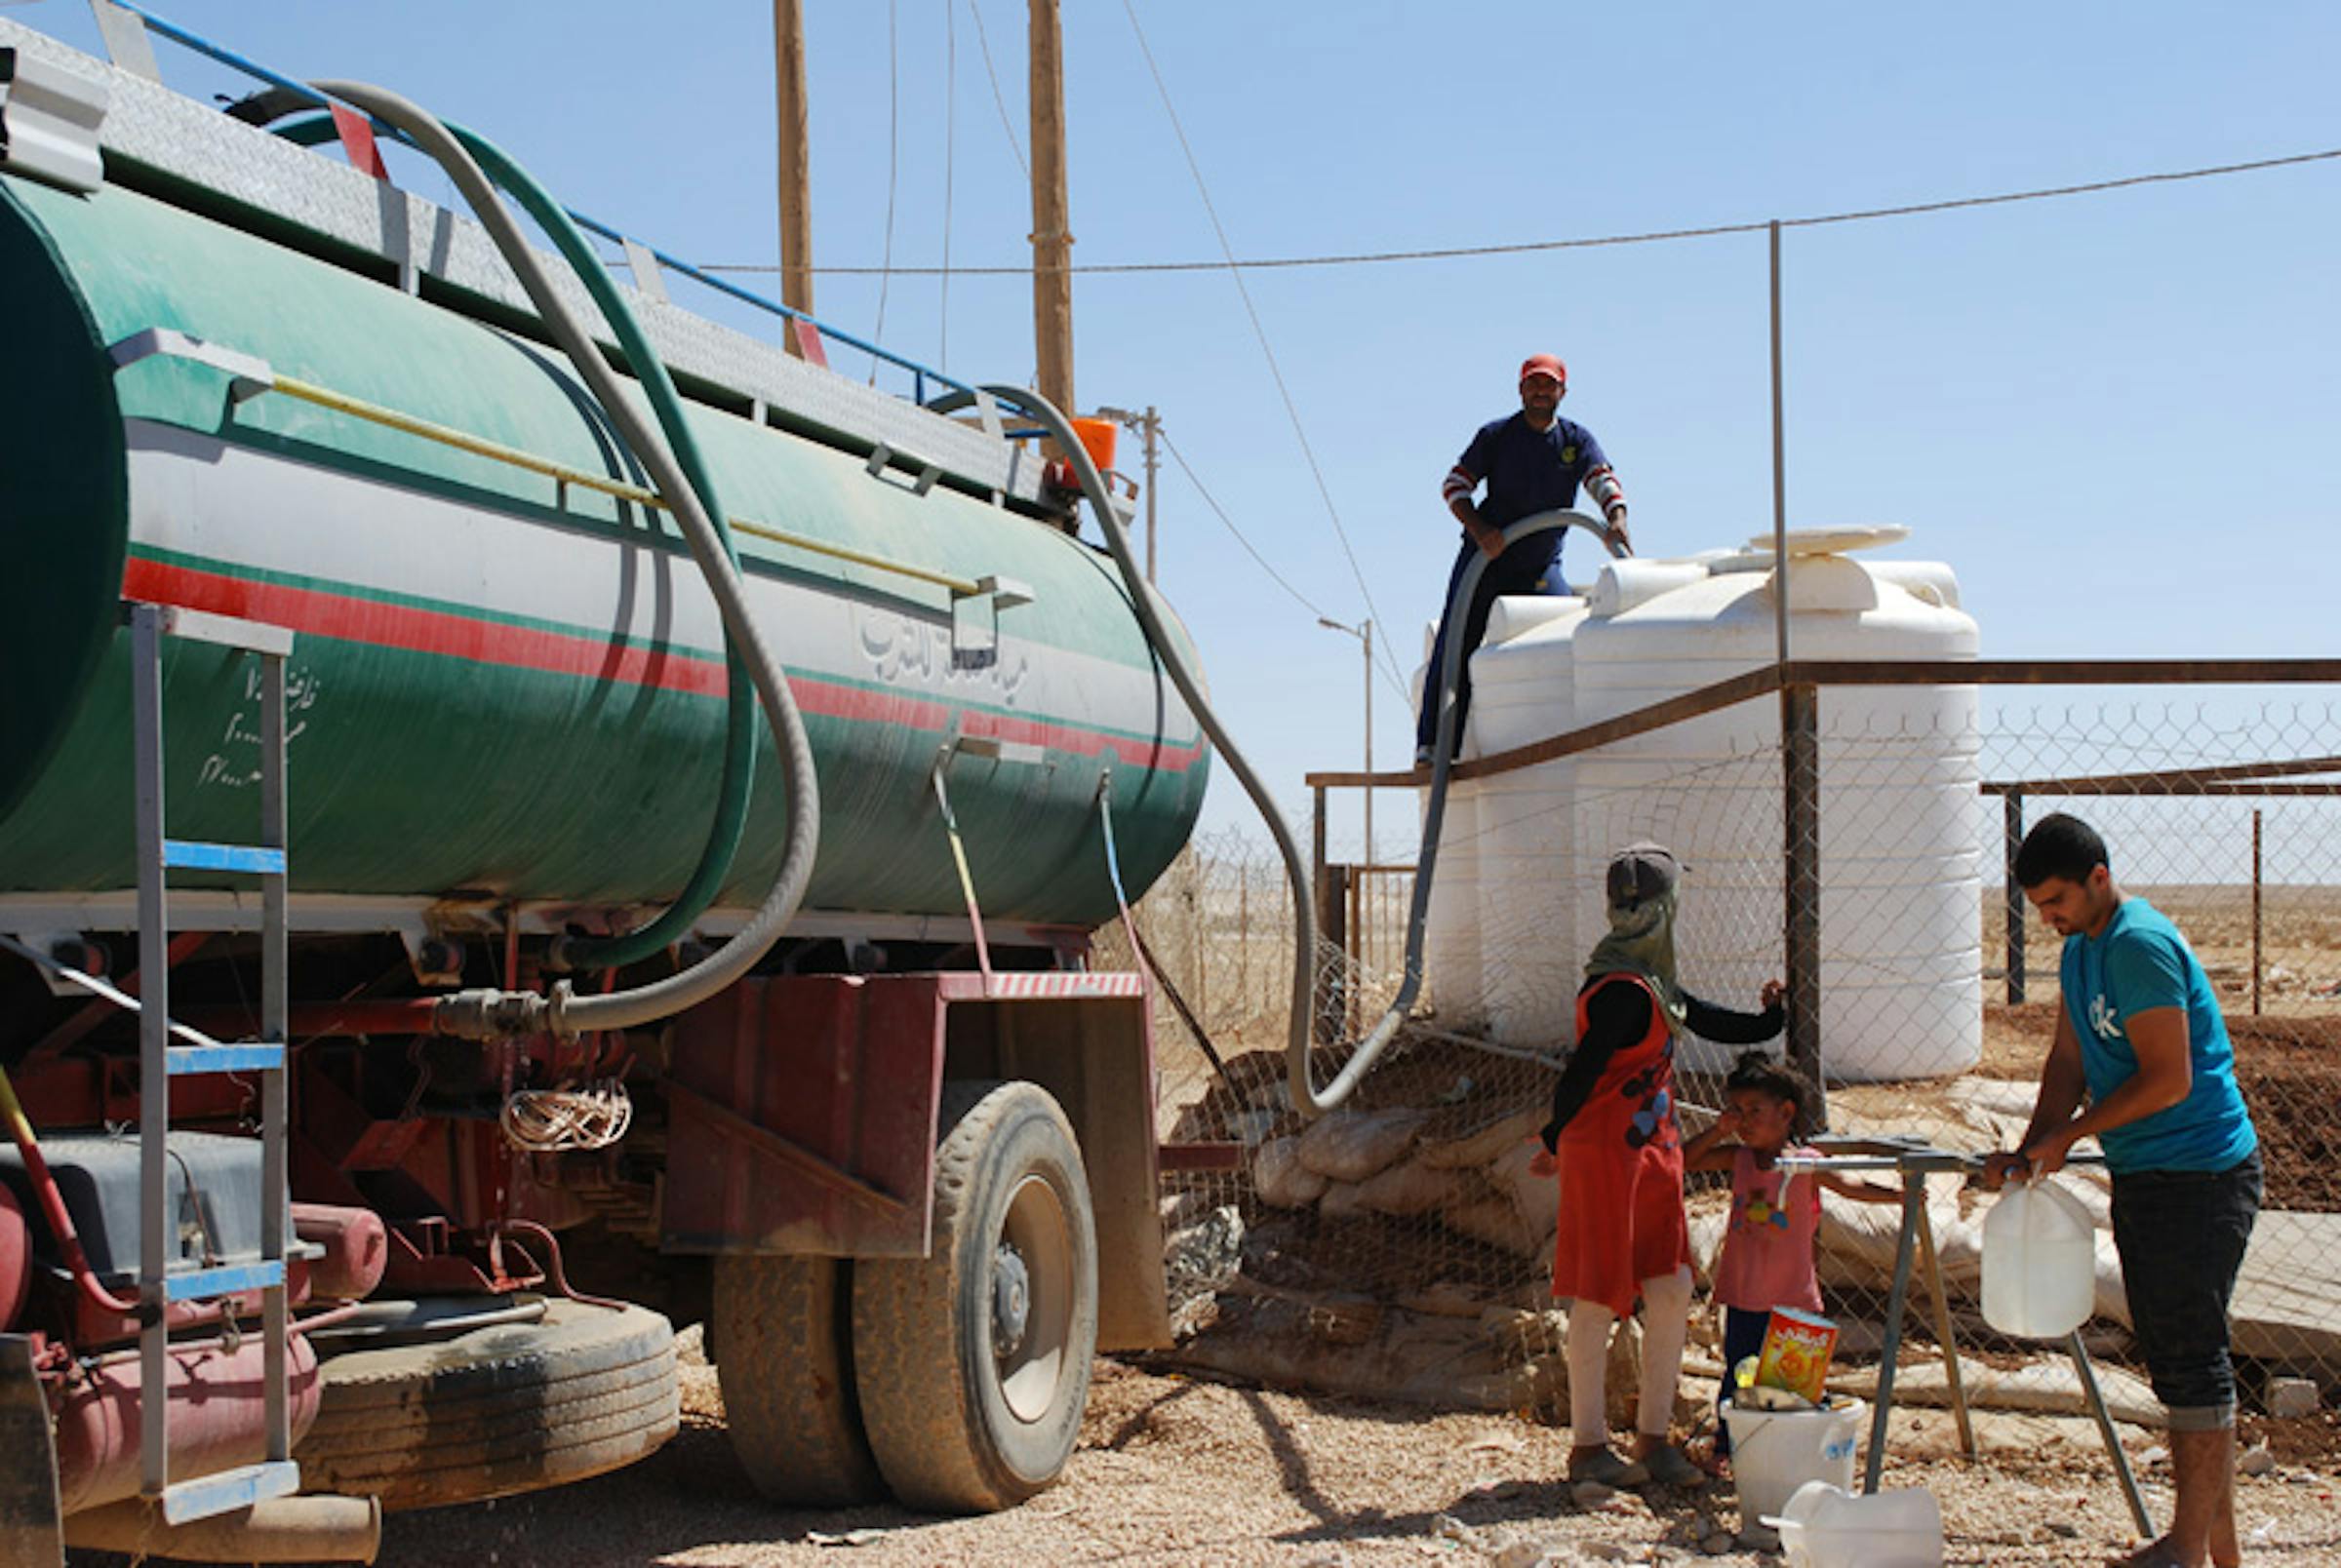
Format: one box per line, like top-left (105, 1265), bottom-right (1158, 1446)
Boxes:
top-left (1740, 524), bottom-right (1911, 557)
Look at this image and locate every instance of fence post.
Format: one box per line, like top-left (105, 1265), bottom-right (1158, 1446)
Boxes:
top-left (1319, 864), bottom-right (1349, 1046)
top-left (1782, 683), bottom-right (1823, 1110)
top-left (2004, 790), bottom-right (2026, 1005)
top-left (1346, 867), bottom-right (1366, 1031)
top-left (1311, 783), bottom-right (1328, 914)
top-left (1311, 784), bottom-right (1343, 1046)
top-left (1238, 859), bottom-right (1250, 1029)
top-left (1193, 857), bottom-right (1210, 1034)
top-left (2252, 808), bottom-right (2263, 1017)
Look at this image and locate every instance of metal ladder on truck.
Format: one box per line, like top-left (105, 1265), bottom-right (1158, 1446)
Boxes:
top-left (127, 599), bottom-right (300, 1522)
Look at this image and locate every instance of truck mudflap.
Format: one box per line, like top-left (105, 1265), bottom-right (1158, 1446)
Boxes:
top-left (0, 1334), bottom-right (63, 1568)
top-left (665, 971), bottom-right (1172, 1352)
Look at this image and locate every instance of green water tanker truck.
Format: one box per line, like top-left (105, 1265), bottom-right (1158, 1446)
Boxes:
top-left (0, 12), bottom-right (1218, 1560)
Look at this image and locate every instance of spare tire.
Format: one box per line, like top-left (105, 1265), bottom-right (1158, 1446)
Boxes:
top-left (295, 1296), bottom-right (678, 1511)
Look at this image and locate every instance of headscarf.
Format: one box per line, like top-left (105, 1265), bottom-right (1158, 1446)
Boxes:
top-left (1583, 843), bottom-right (1689, 1031)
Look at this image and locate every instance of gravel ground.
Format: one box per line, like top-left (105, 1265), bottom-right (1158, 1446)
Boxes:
top-left (328, 1359), bottom-right (2341, 1568)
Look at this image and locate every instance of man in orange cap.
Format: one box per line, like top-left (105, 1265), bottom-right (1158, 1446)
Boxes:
top-left (1416, 353), bottom-right (1630, 765)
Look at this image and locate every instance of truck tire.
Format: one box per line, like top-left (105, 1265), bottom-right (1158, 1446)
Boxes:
top-left (852, 1079), bottom-right (1098, 1513)
top-left (712, 1254), bottom-right (884, 1506)
top-left (295, 1297), bottom-right (678, 1511)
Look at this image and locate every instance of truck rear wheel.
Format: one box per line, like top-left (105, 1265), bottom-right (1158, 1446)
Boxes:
top-left (712, 1254), bottom-right (884, 1506)
top-left (851, 1079), bottom-right (1097, 1512)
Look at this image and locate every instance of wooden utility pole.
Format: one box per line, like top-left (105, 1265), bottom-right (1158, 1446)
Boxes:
top-left (773, 0), bottom-right (814, 319)
top-left (1029, 0), bottom-right (1074, 414)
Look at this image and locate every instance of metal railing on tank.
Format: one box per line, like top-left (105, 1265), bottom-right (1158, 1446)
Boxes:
top-left (97, 0), bottom-right (978, 408)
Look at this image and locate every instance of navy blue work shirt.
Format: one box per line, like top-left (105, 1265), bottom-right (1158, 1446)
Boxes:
top-left (1454, 413), bottom-right (1609, 529)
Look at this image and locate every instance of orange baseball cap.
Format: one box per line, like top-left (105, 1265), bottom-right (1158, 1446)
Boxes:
top-left (1519, 353), bottom-right (1567, 385)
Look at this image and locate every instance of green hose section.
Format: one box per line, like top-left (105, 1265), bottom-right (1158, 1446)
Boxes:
top-left (312, 78), bottom-right (820, 1038)
top-left (257, 107), bottom-right (756, 966)
top-left (447, 128), bottom-right (757, 971)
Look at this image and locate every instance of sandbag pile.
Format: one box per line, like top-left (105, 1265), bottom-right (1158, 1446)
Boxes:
top-left (1251, 1104), bottom-right (1561, 1261)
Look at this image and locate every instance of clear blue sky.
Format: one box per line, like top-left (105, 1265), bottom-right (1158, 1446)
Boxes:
top-left (26, 1), bottom-right (2340, 851)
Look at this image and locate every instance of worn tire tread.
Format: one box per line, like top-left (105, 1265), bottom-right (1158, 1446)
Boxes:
top-left (852, 1080), bottom-right (1096, 1513)
top-left (298, 1346), bottom-right (671, 1440)
top-left (712, 1253), bottom-right (884, 1507)
top-left (299, 1377), bottom-right (677, 1495)
top-left (297, 1365), bottom-right (675, 1460)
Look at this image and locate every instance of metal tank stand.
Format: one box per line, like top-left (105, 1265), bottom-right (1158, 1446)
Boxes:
top-left (1780, 1136), bottom-right (2154, 1538)
top-left (126, 600), bottom-right (299, 1523)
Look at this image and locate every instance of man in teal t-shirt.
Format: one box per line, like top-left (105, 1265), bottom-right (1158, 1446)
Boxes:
top-left (1987, 813), bottom-right (2259, 1568)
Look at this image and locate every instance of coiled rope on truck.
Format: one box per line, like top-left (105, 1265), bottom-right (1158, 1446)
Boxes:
top-left (499, 1082), bottom-right (635, 1154)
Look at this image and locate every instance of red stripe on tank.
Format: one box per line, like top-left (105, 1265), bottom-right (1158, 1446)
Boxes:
top-left (124, 555), bottom-right (733, 695)
top-left (120, 557), bottom-right (1207, 773)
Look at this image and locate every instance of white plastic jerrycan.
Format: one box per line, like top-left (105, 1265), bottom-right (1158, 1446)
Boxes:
top-left (1981, 1177), bottom-right (2097, 1339)
top-left (1766, 1480), bottom-right (1943, 1568)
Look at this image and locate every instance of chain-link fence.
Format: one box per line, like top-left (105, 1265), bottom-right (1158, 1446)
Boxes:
top-left (1129, 674), bottom-right (2341, 1491)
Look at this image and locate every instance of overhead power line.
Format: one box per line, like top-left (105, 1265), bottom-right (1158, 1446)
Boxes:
top-left (698, 145), bottom-right (2341, 278)
top-left (1118, 0), bottom-right (1408, 696)
top-left (1158, 429), bottom-right (1329, 624)
top-left (964, 0), bottom-right (1028, 180)
top-left (1158, 432), bottom-right (1408, 705)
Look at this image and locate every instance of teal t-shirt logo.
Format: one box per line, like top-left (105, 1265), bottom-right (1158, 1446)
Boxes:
top-left (2061, 897), bottom-right (2256, 1172)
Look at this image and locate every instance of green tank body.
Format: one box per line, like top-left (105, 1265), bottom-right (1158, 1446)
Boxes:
top-left (0, 175), bottom-right (1208, 928)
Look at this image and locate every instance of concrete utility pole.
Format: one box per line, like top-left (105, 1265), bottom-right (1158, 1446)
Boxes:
top-left (1139, 405), bottom-right (1159, 581)
top-left (1029, 0), bottom-right (1074, 414)
top-left (1098, 405), bottom-right (1161, 577)
top-left (772, 0), bottom-right (814, 319)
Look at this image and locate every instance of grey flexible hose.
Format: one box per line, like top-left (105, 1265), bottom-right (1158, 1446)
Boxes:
top-left (313, 80), bottom-right (821, 1038)
top-left (1286, 508), bottom-right (1617, 1111)
top-left (950, 384), bottom-right (1616, 1114)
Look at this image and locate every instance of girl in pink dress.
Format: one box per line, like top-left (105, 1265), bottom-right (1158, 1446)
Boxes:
top-left (1683, 1051), bottom-right (1900, 1464)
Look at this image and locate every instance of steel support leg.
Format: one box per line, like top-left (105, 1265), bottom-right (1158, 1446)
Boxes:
top-left (130, 603), bottom-right (170, 1498)
top-left (1861, 1178), bottom-right (1926, 1493)
top-left (2070, 1329), bottom-right (2155, 1538)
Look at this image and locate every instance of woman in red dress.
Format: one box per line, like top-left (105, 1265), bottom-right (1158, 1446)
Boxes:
top-left (1531, 843), bottom-right (1784, 1487)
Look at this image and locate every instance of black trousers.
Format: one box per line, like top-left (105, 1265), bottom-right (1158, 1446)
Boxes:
top-left (1414, 532), bottom-right (1562, 759)
top-left (2110, 1149), bottom-right (2261, 1425)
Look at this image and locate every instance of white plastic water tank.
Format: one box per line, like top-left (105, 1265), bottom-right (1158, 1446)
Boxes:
top-left (1418, 776), bottom-right (1486, 1028)
top-left (1567, 530), bottom-right (1981, 1080)
top-left (1467, 599), bottom-right (1592, 1043)
top-left (1458, 558), bottom-right (1754, 1048)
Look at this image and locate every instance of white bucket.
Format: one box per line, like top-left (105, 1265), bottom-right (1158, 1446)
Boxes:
top-left (1766, 1479), bottom-right (1944, 1568)
top-left (1725, 1397), bottom-right (1865, 1533)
